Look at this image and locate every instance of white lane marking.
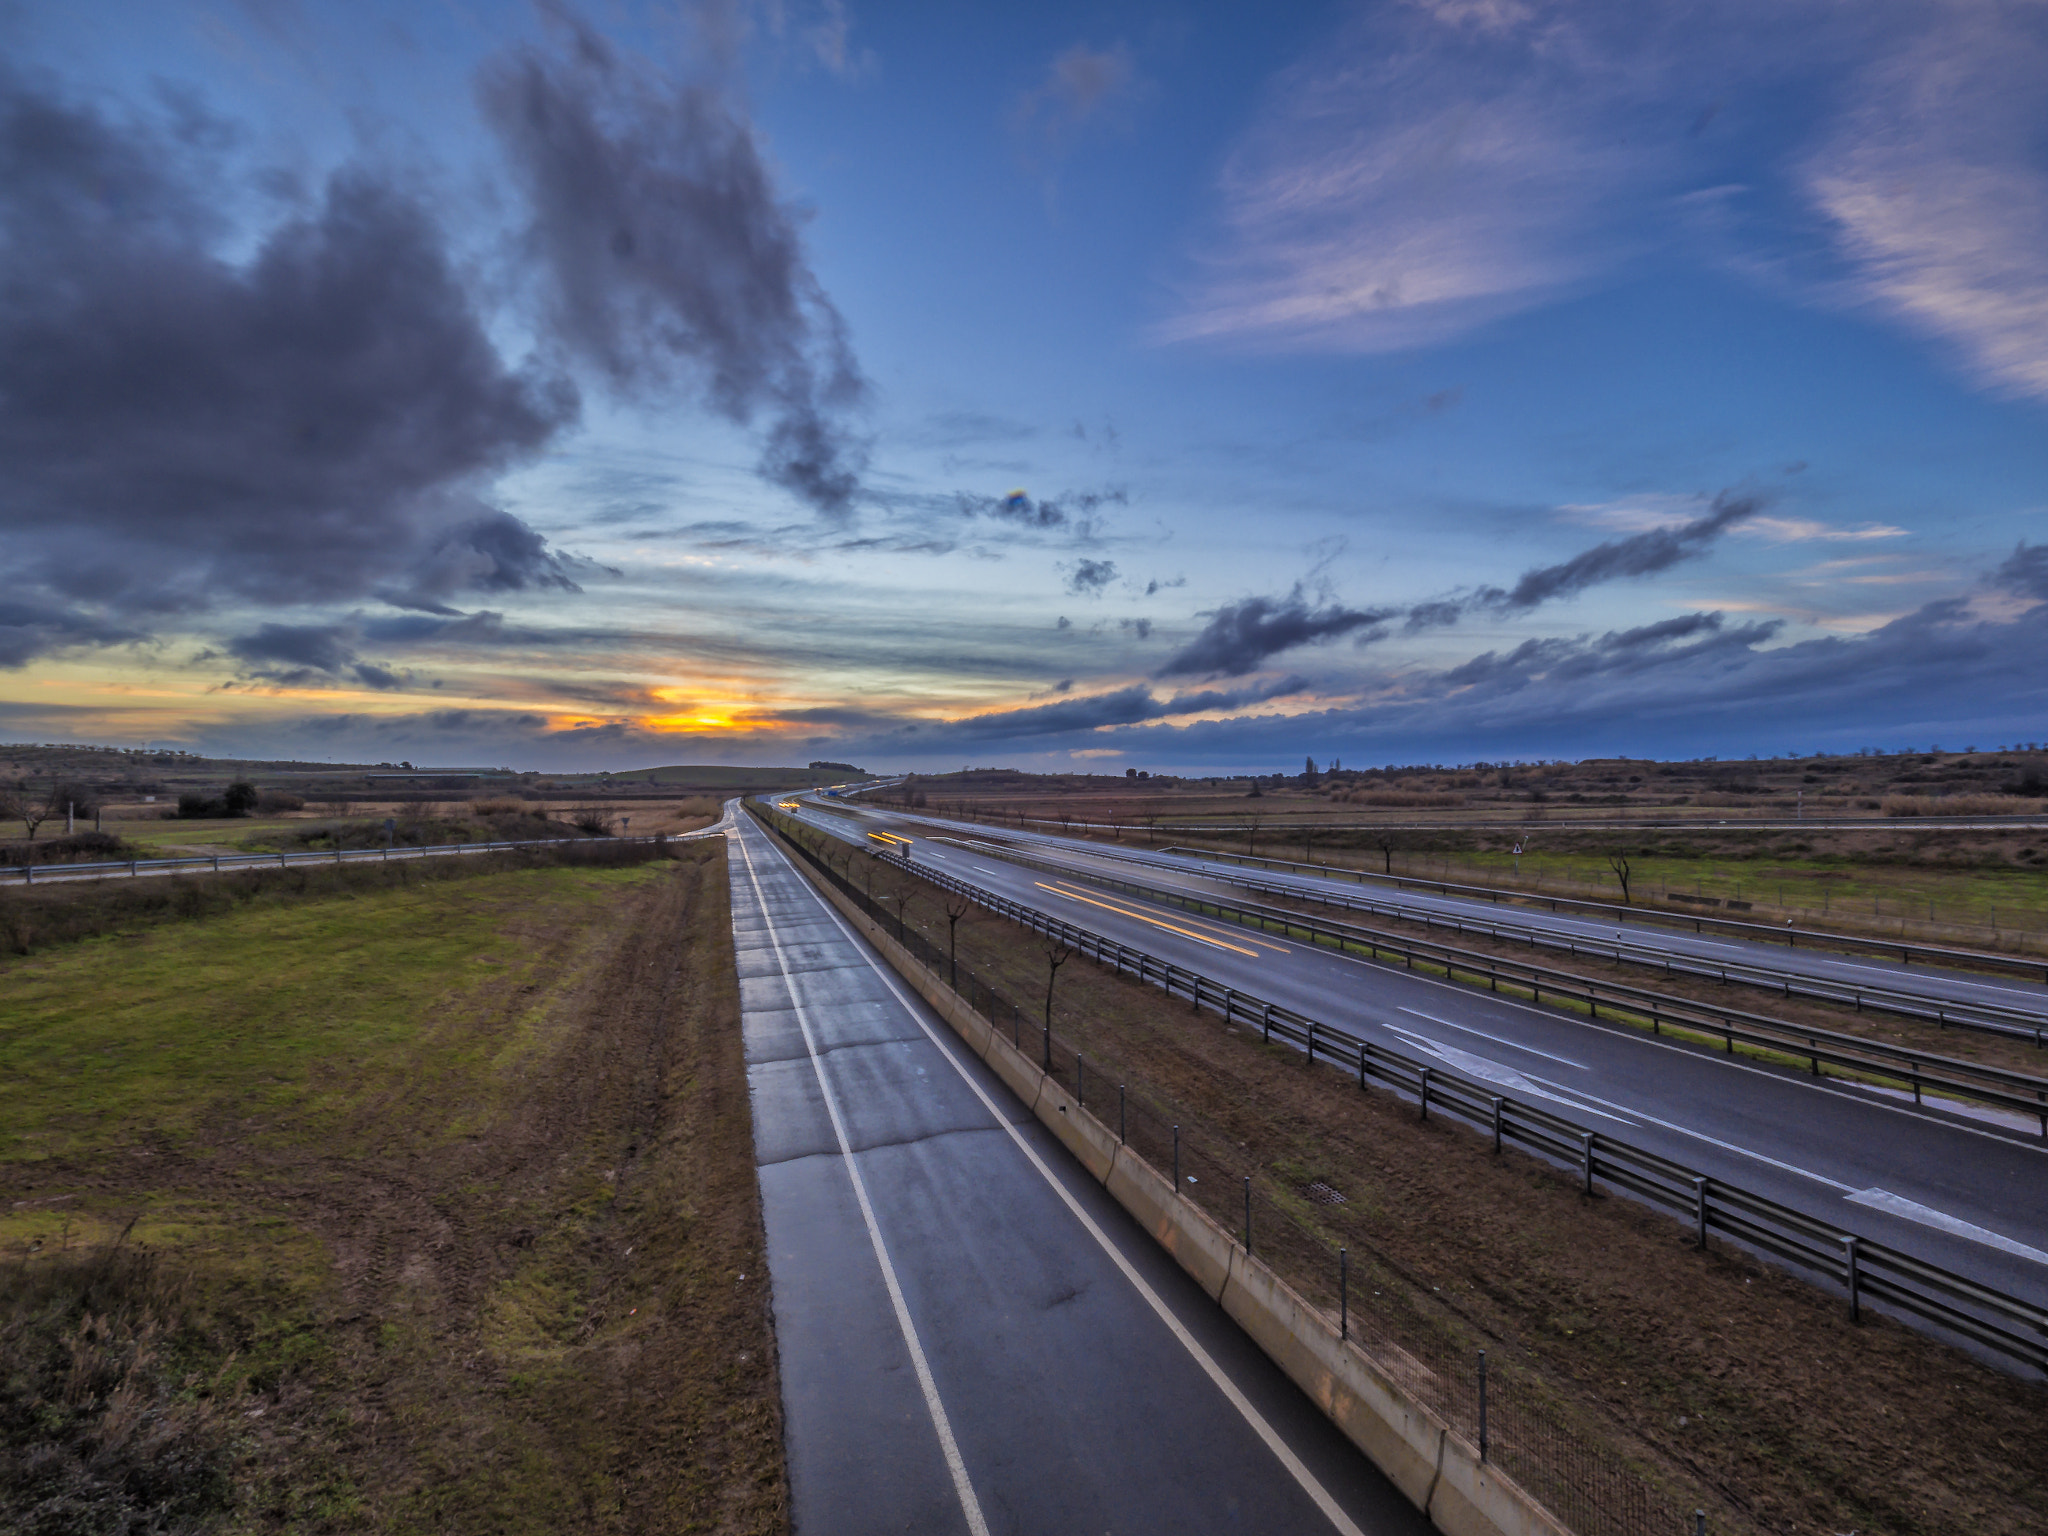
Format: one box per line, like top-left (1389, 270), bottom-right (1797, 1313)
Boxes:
top-left (1845, 1190), bottom-right (2048, 1267)
top-left (734, 829), bottom-right (992, 1536)
top-left (1516, 1070), bottom-right (1858, 1194)
top-left (1396, 1008), bottom-right (1587, 1069)
top-left (1383, 1027), bottom-right (1630, 1123)
top-left (771, 836), bottom-right (1370, 1536)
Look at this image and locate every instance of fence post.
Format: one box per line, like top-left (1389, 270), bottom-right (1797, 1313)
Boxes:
top-left (1694, 1176), bottom-right (1709, 1249)
top-left (1244, 1176), bottom-right (1252, 1255)
top-left (1491, 1096), bottom-right (1504, 1154)
top-left (1340, 1248), bottom-right (1348, 1341)
top-left (1845, 1235), bottom-right (1861, 1322)
top-left (1172, 1125), bottom-right (1182, 1193)
top-left (1478, 1350), bottom-right (1489, 1461)
top-left (1119, 1084), bottom-right (1126, 1144)
top-left (1418, 1066), bottom-right (1431, 1122)
top-left (1581, 1131), bottom-right (1597, 1195)
top-left (1695, 1512), bottom-right (1706, 1536)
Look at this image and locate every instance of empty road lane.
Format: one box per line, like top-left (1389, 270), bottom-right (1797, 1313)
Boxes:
top-left (725, 811), bottom-right (1431, 1536)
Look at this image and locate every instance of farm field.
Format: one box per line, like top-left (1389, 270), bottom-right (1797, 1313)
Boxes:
top-left (0, 842), bottom-right (782, 1534)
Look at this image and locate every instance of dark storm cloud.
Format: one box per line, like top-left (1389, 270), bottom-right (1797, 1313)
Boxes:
top-left (223, 622), bottom-right (407, 690)
top-left (1163, 490), bottom-right (1765, 679)
top-left (1993, 540), bottom-right (2048, 601)
top-left (1473, 491), bottom-right (1766, 615)
top-left (956, 485), bottom-right (1127, 534)
top-left (479, 10), bottom-right (867, 516)
top-left (1066, 558), bottom-right (1118, 595)
top-left (1157, 587), bottom-right (1397, 678)
top-left (0, 67), bottom-right (582, 657)
top-left (0, 599), bottom-right (144, 669)
top-left (852, 674), bottom-right (1309, 750)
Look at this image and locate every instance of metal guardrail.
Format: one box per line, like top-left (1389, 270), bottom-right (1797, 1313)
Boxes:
top-left (975, 836), bottom-right (2048, 1041)
top-left (931, 836), bottom-right (2048, 1135)
top-left (1164, 845), bottom-right (2048, 985)
top-left (758, 811), bottom-right (2048, 1376)
top-left (759, 802), bottom-right (1728, 1535)
top-left (1, 817), bottom-right (731, 887)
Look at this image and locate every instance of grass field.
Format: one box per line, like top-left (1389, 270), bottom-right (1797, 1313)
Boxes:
top-left (0, 845), bottom-right (783, 1533)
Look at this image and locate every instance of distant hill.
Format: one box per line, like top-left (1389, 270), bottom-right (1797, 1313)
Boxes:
top-left (597, 765), bottom-right (862, 790)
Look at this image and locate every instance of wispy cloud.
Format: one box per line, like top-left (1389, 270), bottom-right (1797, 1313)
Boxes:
top-left (1156, 6), bottom-right (1661, 352)
top-left (1804, 11), bottom-right (2048, 403)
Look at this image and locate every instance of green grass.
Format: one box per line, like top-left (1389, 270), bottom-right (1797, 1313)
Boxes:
top-left (111, 815), bottom-right (327, 851)
top-left (0, 863), bottom-right (664, 1168)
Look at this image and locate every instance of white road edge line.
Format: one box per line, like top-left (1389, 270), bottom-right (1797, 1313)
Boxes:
top-left (756, 821), bottom-right (1370, 1536)
top-left (1846, 1189), bottom-right (2048, 1267)
top-left (734, 828), bottom-right (992, 1536)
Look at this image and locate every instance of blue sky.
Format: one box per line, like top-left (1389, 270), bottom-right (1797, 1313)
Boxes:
top-left (3, 0), bottom-right (2046, 771)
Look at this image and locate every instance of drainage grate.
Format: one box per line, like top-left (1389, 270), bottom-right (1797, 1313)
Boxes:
top-left (1303, 1180), bottom-right (1347, 1205)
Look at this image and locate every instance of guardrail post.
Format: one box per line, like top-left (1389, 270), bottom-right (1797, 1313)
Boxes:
top-left (1845, 1236), bottom-right (1862, 1322)
top-left (1694, 1176), bottom-right (1709, 1249)
top-left (1478, 1350), bottom-right (1488, 1461)
top-left (1418, 1066), bottom-right (1431, 1122)
top-left (1581, 1131), bottom-right (1597, 1195)
top-left (1491, 1096), bottom-right (1504, 1154)
top-left (1262, 1002), bottom-right (1272, 1043)
top-left (1307, 1022), bottom-right (1316, 1064)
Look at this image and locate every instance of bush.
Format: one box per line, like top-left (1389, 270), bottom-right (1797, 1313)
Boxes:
top-left (0, 832), bottom-right (136, 869)
top-left (255, 789), bottom-right (304, 813)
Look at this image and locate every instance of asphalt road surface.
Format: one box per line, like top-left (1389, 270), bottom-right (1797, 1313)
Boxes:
top-left (847, 809), bottom-right (2048, 1027)
top-left (725, 810), bottom-right (1433, 1536)
top-left (780, 799), bottom-right (2048, 1314)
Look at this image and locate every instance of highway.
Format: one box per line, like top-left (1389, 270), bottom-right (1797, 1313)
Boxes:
top-left (832, 807), bottom-right (2048, 1030)
top-left (776, 796), bottom-right (2048, 1319)
top-left (723, 809), bottom-right (1431, 1535)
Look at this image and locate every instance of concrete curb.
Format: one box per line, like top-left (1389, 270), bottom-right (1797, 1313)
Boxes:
top-left (775, 825), bottom-right (1572, 1536)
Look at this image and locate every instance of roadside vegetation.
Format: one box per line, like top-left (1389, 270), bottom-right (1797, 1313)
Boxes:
top-left (773, 815), bottom-right (2048, 1536)
top-left (0, 840), bottom-right (784, 1534)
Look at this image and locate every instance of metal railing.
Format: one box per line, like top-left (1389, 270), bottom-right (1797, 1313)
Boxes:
top-left (760, 806), bottom-right (2048, 1377)
top-left (2, 813), bottom-right (731, 887)
top-left (753, 803), bottom-right (1725, 1536)
top-left (931, 835), bottom-right (2048, 1134)
top-left (1162, 845), bottom-right (2048, 984)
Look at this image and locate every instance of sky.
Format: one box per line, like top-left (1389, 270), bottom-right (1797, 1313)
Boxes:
top-left (3, 0), bottom-right (2047, 774)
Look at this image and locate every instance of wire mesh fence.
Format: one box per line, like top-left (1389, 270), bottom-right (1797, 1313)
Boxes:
top-left (755, 803), bottom-right (1728, 1536)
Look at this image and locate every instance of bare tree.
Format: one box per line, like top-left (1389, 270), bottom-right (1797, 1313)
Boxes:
top-left (1607, 850), bottom-right (1633, 905)
top-left (2, 779), bottom-right (61, 841)
top-left (1375, 831), bottom-right (1398, 876)
top-left (945, 895), bottom-right (972, 989)
top-left (1245, 811), bottom-right (1263, 859)
top-left (1042, 942), bottom-right (1073, 1069)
